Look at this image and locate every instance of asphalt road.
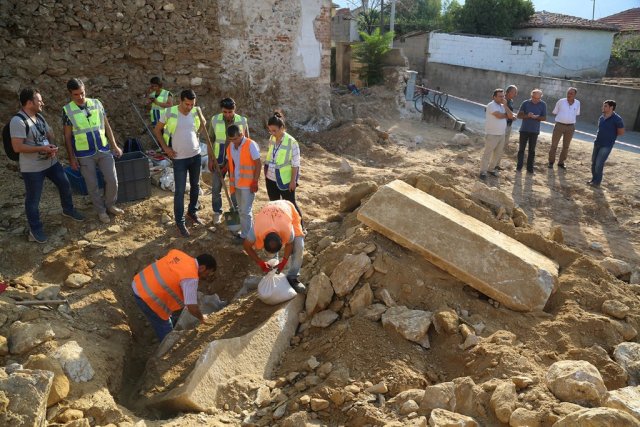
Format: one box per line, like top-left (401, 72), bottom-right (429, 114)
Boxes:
top-left (442, 95), bottom-right (640, 155)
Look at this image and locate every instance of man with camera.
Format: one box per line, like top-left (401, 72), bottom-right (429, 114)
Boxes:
top-left (10, 88), bottom-right (84, 243)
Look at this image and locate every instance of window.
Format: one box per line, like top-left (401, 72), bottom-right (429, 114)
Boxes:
top-left (553, 38), bottom-right (562, 57)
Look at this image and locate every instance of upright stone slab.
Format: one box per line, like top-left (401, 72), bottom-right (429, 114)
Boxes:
top-left (147, 295), bottom-right (304, 412)
top-left (357, 180), bottom-right (558, 312)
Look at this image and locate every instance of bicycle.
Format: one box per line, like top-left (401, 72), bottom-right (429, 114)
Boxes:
top-left (413, 85), bottom-right (429, 112)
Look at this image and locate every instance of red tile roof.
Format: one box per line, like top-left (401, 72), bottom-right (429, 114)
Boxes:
top-left (598, 8), bottom-right (640, 32)
top-left (520, 11), bottom-right (619, 32)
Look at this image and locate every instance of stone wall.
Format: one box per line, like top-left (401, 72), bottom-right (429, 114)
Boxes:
top-left (0, 0), bottom-right (332, 145)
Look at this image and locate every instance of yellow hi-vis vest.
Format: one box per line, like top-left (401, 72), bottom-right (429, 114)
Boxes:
top-left (163, 106), bottom-right (201, 147)
top-left (266, 132), bottom-right (298, 190)
top-left (150, 88), bottom-right (171, 123)
top-left (63, 99), bottom-right (109, 158)
top-left (209, 113), bottom-right (248, 165)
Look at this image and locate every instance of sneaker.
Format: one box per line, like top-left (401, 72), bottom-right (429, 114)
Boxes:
top-left (107, 206), bottom-right (124, 216)
top-left (287, 277), bottom-right (307, 294)
top-left (28, 228), bottom-right (48, 243)
top-left (548, 163), bottom-right (554, 168)
top-left (516, 167), bottom-right (522, 173)
top-left (587, 181), bottom-right (600, 188)
top-left (187, 212), bottom-right (204, 226)
top-left (494, 165), bottom-right (504, 171)
top-left (98, 213), bottom-right (111, 224)
top-left (527, 169), bottom-right (534, 174)
top-left (177, 222), bottom-right (190, 237)
top-left (558, 163), bottom-right (566, 170)
top-left (488, 170), bottom-right (498, 177)
top-left (62, 210), bottom-right (85, 222)
top-left (213, 213), bottom-right (223, 225)
top-left (479, 172), bottom-right (487, 180)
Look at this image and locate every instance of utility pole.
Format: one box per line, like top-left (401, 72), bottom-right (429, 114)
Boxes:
top-left (592, 0), bottom-right (595, 20)
top-left (389, 0), bottom-right (396, 47)
top-left (380, 0), bottom-right (384, 33)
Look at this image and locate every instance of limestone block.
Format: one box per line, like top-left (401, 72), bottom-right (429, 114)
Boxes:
top-left (311, 310), bottom-right (339, 328)
top-left (52, 341), bottom-right (94, 382)
top-left (553, 407), bottom-right (640, 427)
top-left (362, 303), bottom-right (387, 321)
top-left (545, 360), bottom-right (607, 406)
top-left (24, 354), bottom-right (70, 406)
top-left (64, 273), bottom-right (92, 289)
top-left (599, 257), bottom-right (632, 278)
top-left (8, 321), bottom-right (55, 354)
top-left (357, 180), bottom-right (558, 312)
top-left (36, 284), bottom-right (60, 300)
top-left (420, 381), bottom-right (455, 414)
top-left (147, 295), bottom-right (304, 412)
top-left (388, 389), bottom-right (426, 408)
top-left (490, 381), bottom-right (517, 423)
top-left (305, 272), bottom-right (334, 315)
top-left (471, 181), bottom-right (515, 214)
top-left (339, 181), bottom-right (378, 212)
top-left (349, 283), bottom-right (373, 316)
top-left (605, 386), bottom-right (640, 421)
top-left (510, 407), bottom-right (541, 427)
top-left (0, 368), bottom-right (53, 427)
top-left (330, 253), bottom-right (371, 297)
top-left (614, 342), bottom-right (640, 385)
top-left (382, 306), bottom-right (432, 349)
top-left (432, 310), bottom-right (459, 334)
top-left (338, 158), bottom-right (354, 174)
top-left (429, 408), bottom-right (479, 427)
top-left (401, 399), bottom-right (420, 415)
top-left (375, 287), bottom-right (397, 307)
top-left (602, 300), bottom-right (630, 319)
top-left (0, 336), bottom-right (7, 356)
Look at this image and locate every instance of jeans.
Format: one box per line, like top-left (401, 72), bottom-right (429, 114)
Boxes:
top-left (78, 151), bottom-right (118, 214)
top-left (133, 293), bottom-right (179, 341)
top-left (211, 169), bottom-right (237, 214)
top-left (173, 154), bottom-right (201, 224)
top-left (235, 188), bottom-right (255, 238)
top-left (22, 162), bottom-right (75, 234)
top-left (590, 144), bottom-right (613, 185)
top-left (286, 236), bottom-right (305, 279)
top-left (517, 132), bottom-right (539, 171)
top-left (265, 178), bottom-right (303, 220)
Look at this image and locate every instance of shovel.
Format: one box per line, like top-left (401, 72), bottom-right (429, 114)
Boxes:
top-left (197, 108), bottom-right (241, 232)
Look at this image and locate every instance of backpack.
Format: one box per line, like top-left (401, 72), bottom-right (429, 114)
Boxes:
top-left (2, 113), bottom-right (30, 161)
top-left (124, 137), bottom-right (143, 153)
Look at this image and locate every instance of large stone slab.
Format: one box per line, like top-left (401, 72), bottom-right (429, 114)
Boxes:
top-left (147, 295), bottom-right (304, 412)
top-left (357, 180), bottom-right (558, 311)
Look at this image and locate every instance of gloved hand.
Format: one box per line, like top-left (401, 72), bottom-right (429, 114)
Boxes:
top-left (276, 257), bottom-right (289, 274)
top-left (257, 260), bottom-right (271, 273)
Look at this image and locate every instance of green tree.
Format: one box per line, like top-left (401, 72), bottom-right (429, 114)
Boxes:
top-left (439, 0), bottom-right (462, 32)
top-left (610, 35), bottom-right (640, 74)
top-left (352, 28), bottom-right (395, 85)
top-left (394, 0), bottom-right (442, 35)
top-left (358, 7), bottom-right (381, 35)
top-left (454, 0), bottom-right (534, 37)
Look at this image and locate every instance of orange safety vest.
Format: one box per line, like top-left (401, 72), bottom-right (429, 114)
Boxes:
top-left (253, 200), bottom-right (303, 250)
top-left (227, 137), bottom-right (257, 193)
top-left (132, 249), bottom-right (198, 320)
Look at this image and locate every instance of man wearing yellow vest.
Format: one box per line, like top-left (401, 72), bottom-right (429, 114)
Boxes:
top-left (227, 124), bottom-right (261, 241)
top-left (63, 78), bottom-right (123, 224)
top-left (243, 200), bottom-right (306, 294)
top-left (132, 249), bottom-right (216, 340)
top-left (207, 98), bottom-right (249, 225)
top-left (154, 89), bottom-right (206, 237)
top-left (147, 77), bottom-right (173, 127)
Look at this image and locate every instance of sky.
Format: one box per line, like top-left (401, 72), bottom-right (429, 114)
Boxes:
top-left (333, 0), bottom-right (640, 20)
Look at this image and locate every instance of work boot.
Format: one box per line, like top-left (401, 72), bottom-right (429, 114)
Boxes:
top-left (28, 228), bottom-right (48, 244)
top-left (558, 163), bottom-right (566, 170)
top-left (177, 222), bottom-right (190, 237)
top-left (548, 163), bottom-right (554, 168)
top-left (287, 277), bottom-right (307, 295)
top-left (479, 172), bottom-right (487, 180)
top-left (187, 211), bottom-right (204, 226)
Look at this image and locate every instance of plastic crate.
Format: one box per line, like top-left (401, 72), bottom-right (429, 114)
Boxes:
top-left (64, 166), bottom-right (105, 196)
top-left (115, 152), bottom-right (151, 202)
top-left (117, 178), bottom-right (151, 202)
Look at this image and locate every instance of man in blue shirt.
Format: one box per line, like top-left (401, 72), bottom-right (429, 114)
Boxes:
top-left (516, 89), bottom-right (546, 173)
top-left (588, 100), bottom-right (625, 188)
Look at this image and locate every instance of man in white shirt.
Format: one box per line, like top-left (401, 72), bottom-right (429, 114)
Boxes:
top-left (548, 87), bottom-right (580, 169)
top-left (479, 89), bottom-right (513, 179)
top-left (154, 90), bottom-right (207, 237)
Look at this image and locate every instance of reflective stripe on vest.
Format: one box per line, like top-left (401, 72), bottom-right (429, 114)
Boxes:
top-left (266, 132), bottom-right (298, 190)
top-left (132, 249), bottom-right (197, 320)
top-left (163, 105), bottom-right (201, 146)
top-left (150, 89), bottom-right (171, 122)
top-left (227, 138), bottom-right (257, 192)
top-left (63, 99), bottom-right (108, 157)
top-left (211, 114), bottom-right (248, 165)
top-left (253, 200), bottom-right (302, 250)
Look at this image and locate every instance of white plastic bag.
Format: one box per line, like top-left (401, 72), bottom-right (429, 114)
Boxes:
top-left (257, 270), bottom-right (296, 305)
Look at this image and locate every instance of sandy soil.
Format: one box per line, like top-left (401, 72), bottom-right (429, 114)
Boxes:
top-left (0, 86), bottom-right (639, 426)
